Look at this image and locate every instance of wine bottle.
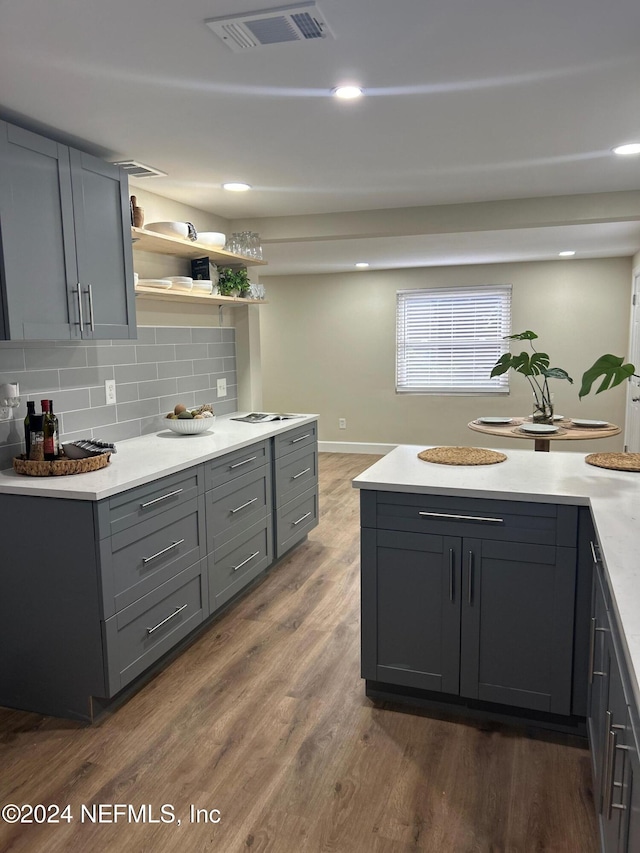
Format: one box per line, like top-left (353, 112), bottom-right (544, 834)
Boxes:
top-left (41, 399), bottom-right (58, 461)
top-left (48, 399), bottom-right (59, 459)
top-left (29, 414), bottom-right (44, 461)
top-left (24, 401), bottom-right (35, 459)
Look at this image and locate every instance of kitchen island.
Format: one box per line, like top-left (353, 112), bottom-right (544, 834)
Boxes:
top-left (353, 445), bottom-right (640, 851)
top-left (0, 414), bottom-right (318, 720)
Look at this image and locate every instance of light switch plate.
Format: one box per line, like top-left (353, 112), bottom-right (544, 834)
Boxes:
top-left (217, 378), bottom-right (227, 397)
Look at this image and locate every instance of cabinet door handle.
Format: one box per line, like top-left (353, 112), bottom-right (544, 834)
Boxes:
top-left (293, 511), bottom-right (312, 525)
top-left (142, 538), bottom-right (185, 564)
top-left (292, 433), bottom-right (311, 443)
top-left (600, 710), bottom-right (613, 814)
top-left (146, 603), bottom-right (188, 635)
top-left (230, 496), bottom-right (258, 514)
top-left (603, 725), bottom-right (620, 819)
top-left (141, 487), bottom-right (183, 508)
top-left (590, 540), bottom-right (601, 564)
top-left (292, 467), bottom-right (311, 480)
top-left (232, 551), bottom-right (260, 572)
top-left (86, 284), bottom-right (95, 331)
top-left (229, 456), bottom-right (257, 469)
top-left (588, 618), bottom-right (608, 683)
top-left (467, 551), bottom-right (473, 605)
top-left (418, 511), bottom-right (504, 524)
top-left (75, 283), bottom-right (84, 331)
top-left (449, 548), bottom-right (454, 602)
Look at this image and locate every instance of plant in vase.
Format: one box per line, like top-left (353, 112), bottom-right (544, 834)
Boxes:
top-left (490, 331), bottom-right (637, 423)
top-left (218, 267), bottom-right (251, 298)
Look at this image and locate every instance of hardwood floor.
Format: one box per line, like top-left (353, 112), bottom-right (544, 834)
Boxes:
top-left (0, 453), bottom-right (598, 853)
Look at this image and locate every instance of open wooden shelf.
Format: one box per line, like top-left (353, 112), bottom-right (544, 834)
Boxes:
top-left (134, 285), bottom-right (267, 306)
top-left (131, 227), bottom-right (267, 266)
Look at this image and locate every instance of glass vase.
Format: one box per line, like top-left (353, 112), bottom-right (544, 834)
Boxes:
top-left (532, 400), bottom-right (554, 424)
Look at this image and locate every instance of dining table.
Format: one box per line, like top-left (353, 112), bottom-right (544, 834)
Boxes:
top-left (467, 416), bottom-right (621, 452)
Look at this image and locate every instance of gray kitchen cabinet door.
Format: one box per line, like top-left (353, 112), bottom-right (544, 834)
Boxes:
top-left (0, 121), bottom-right (80, 340)
top-left (362, 528), bottom-right (461, 694)
top-left (459, 538), bottom-right (576, 715)
top-left (589, 567), bottom-right (611, 812)
top-left (69, 149), bottom-right (136, 339)
top-left (627, 741), bottom-right (640, 853)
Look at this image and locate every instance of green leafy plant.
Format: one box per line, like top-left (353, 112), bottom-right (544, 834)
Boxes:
top-left (578, 354), bottom-right (636, 399)
top-left (490, 331), bottom-right (572, 422)
top-left (218, 267), bottom-right (250, 297)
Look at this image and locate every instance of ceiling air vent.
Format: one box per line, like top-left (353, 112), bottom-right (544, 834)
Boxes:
top-left (205, 2), bottom-right (334, 52)
top-left (111, 160), bottom-right (167, 179)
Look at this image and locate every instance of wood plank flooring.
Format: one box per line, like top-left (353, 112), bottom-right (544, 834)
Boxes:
top-left (0, 453), bottom-right (598, 853)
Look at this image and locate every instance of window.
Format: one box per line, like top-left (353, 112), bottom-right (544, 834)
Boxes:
top-left (396, 284), bottom-right (512, 394)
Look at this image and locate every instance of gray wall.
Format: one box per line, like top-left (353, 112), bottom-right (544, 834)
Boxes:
top-left (0, 326), bottom-right (237, 469)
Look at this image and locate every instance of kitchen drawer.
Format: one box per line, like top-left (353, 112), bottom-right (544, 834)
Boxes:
top-left (205, 464), bottom-right (272, 552)
top-left (98, 466), bottom-right (203, 538)
top-left (209, 516), bottom-right (273, 612)
top-left (372, 492), bottom-right (576, 546)
top-left (273, 421), bottom-right (318, 458)
top-left (204, 441), bottom-right (271, 491)
top-left (98, 496), bottom-right (206, 619)
top-left (274, 444), bottom-right (318, 506)
top-left (103, 560), bottom-right (206, 695)
top-left (275, 485), bottom-right (319, 557)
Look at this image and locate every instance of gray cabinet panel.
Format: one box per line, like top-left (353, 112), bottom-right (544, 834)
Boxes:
top-left (0, 121), bottom-right (78, 340)
top-left (204, 440), bottom-right (270, 491)
top-left (69, 149), bottom-right (135, 339)
top-left (104, 560), bottom-right (205, 695)
top-left (205, 464), bottom-right (271, 552)
top-left (274, 443), bottom-right (318, 505)
top-left (209, 516), bottom-right (273, 612)
top-left (273, 421), bottom-right (317, 458)
top-left (275, 485), bottom-right (318, 557)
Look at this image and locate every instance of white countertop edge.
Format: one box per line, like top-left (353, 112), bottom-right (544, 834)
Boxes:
top-left (0, 413), bottom-right (319, 501)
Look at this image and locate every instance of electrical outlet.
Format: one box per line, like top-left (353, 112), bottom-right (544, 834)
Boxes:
top-left (217, 378), bottom-right (227, 398)
top-left (105, 379), bottom-right (117, 405)
top-left (339, 418), bottom-right (346, 429)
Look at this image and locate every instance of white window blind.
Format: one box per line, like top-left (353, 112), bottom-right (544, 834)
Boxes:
top-left (396, 284), bottom-right (512, 394)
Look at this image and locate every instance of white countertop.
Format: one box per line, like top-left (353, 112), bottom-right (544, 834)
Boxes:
top-left (353, 444), bottom-right (640, 712)
top-left (0, 413), bottom-right (318, 501)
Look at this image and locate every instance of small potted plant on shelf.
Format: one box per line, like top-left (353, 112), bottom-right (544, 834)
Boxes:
top-left (217, 268), bottom-right (251, 298)
top-left (490, 330), bottom-right (637, 423)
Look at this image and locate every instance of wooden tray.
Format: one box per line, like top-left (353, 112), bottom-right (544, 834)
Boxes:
top-left (13, 452), bottom-right (111, 477)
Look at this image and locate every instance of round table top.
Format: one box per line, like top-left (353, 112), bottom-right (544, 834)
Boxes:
top-left (468, 417), bottom-right (621, 444)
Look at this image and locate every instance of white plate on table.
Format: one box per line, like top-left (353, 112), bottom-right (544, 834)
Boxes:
top-left (520, 423), bottom-right (559, 435)
top-left (477, 417), bottom-right (513, 424)
top-left (571, 419), bottom-right (609, 428)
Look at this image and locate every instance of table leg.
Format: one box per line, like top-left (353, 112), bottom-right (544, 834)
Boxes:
top-left (534, 439), bottom-right (551, 452)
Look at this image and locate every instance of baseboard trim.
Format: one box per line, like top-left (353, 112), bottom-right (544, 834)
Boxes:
top-left (318, 441), bottom-right (397, 455)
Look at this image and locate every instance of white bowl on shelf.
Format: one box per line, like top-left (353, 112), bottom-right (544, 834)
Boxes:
top-left (163, 415), bottom-right (215, 434)
top-left (145, 221), bottom-right (190, 239)
top-left (197, 231), bottom-right (226, 248)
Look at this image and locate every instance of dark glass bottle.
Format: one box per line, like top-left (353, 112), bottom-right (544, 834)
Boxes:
top-left (24, 401), bottom-right (35, 459)
top-left (48, 399), bottom-right (59, 459)
top-left (41, 399), bottom-right (59, 461)
top-left (29, 414), bottom-right (44, 461)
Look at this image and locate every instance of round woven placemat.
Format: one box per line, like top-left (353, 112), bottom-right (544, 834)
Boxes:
top-left (585, 452), bottom-right (640, 472)
top-left (13, 452), bottom-right (111, 477)
top-left (418, 446), bottom-right (507, 466)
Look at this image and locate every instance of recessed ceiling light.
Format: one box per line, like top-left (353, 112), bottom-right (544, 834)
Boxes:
top-left (332, 85), bottom-right (363, 100)
top-left (612, 143), bottom-right (640, 156)
top-left (559, 251), bottom-right (576, 257)
top-left (222, 182), bottom-right (251, 192)
top-left (355, 262), bottom-right (369, 268)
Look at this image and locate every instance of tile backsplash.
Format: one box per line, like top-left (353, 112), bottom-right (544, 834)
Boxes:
top-left (0, 326), bottom-right (238, 470)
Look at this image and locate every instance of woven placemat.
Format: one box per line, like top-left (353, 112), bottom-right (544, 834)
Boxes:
top-left (13, 452), bottom-right (111, 477)
top-left (418, 446), bottom-right (507, 466)
top-left (585, 452), bottom-right (640, 472)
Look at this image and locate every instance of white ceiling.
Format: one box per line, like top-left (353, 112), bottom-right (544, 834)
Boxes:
top-left (1, 0), bottom-right (640, 274)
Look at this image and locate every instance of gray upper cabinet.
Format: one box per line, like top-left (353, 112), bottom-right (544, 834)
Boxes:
top-left (0, 120), bottom-right (135, 340)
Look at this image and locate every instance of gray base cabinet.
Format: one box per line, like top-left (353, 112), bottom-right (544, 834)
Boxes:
top-left (273, 421), bottom-right (319, 557)
top-left (0, 119), bottom-right (135, 341)
top-left (361, 491), bottom-right (578, 718)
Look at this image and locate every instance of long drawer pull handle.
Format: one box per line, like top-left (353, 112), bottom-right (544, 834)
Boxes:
top-left (76, 283), bottom-right (84, 331)
top-left (588, 618), bottom-right (608, 683)
top-left (142, 539), bottom-right (185, 565)
top-left (230, 456), bottom-right (257, 469)
top-left (292, 467), bottom-right (312, 480)
top-left (449, 548), bottom-right (454, 602)
top-left (291, 433), bottom-right (311, 443)
top-left (231, 497), bottom-right (258, 514)
top-left (87, 284), bottom-right (95, 332)
top-left (590, 540), bottom-right (601, 564)
top-left (141, 488), bottom-right (183, 508)
top-left (233, 551), bottom-right (260, 572)
top-left (146, 603), bottom-right (188, 635)
top-left (418, 511), bottom-right (504, 524)
top-left (467, 551), bottom-right (474, 605)
top-left (293, 511), bottom-right (312, 525)
top-left (604, 725), bottom-right (618, 819)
